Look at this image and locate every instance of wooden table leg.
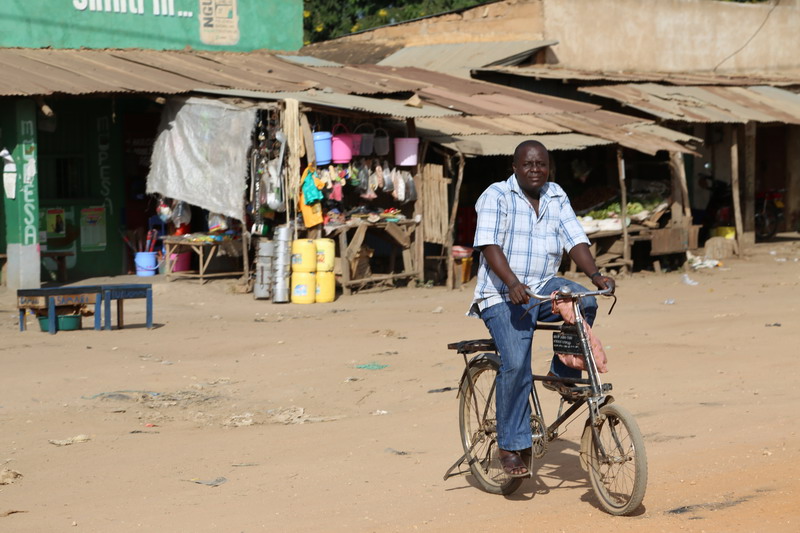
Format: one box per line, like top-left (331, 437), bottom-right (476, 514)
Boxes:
top-left (338, 231), bottom-right (351, 296)
top-left (146, 287), bottom-right (153, 329)
top-left (117, 299), bottom-right (124, 329)
top-left (104, 291), bottom-right (112, 331)
top-left (47, 296), bottom-right (57, 335)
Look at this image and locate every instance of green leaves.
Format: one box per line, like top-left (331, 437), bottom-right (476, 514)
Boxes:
top-left (303, 0), bottom-right (485, 44)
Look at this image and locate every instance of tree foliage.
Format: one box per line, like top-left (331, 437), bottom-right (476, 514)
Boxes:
top-left (303, 0), bottom-right (487, 44)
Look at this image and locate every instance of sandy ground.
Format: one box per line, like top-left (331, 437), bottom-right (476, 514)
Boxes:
top-left (1, 236), bottom-right (799, 532)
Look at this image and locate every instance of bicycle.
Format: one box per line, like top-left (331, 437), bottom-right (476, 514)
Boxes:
top-left (443, 285), bottom-right (647, 516)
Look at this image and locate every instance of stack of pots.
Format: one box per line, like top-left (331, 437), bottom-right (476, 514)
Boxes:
top-left (253, 238), bottom-right (274, 300)
top-left (272, 225), bottom-right (292, 303)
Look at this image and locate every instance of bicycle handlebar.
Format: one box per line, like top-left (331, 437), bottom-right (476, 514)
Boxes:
top-left (525, 285), bottom-right (614, 300)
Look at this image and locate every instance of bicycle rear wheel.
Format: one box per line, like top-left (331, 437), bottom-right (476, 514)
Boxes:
top-left (585, 403), bottom-right (647, 515)
top-left (458, 358), bottom-right (523, 495)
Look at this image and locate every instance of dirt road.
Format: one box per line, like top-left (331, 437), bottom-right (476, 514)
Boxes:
top-left (1, 237), bottom-right (798, 532)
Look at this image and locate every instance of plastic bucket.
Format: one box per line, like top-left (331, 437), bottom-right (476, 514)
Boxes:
top-left (394, 137), bottom-right (419, 166)
top-left (373, 128), bottom-right (390, 156)
top-left (314, 238), bottom-right (335, 272)
top-left (291, 272), bottom-right (316, 304)
top-left (313, 131), bottom-right (332, 166)
top-left (291, 239), bottom-right (317, 273)
top-left (331, 124), bottom-right (354, 164)
top-left (38, 315), bottom-right (81, 332)
top-left (355, 124), bottom-right (375, 155)
top-left (170, 252), bottom-right (191, 272)
top-left (315, 271), bottom-right (335, 303)
top-left (135, 251), bottom-right (158, 277)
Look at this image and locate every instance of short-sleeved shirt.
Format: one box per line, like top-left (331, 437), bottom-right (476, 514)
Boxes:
top-left (468, 175), bottom-right (589, 317)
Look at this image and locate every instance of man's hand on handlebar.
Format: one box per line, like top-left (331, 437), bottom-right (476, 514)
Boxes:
top-left (507, 280), bottom-right (530, 305)
top-left (591, 274), bottom-right (616, 295)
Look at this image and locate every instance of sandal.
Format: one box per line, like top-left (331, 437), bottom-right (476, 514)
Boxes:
top-left (499, 449), bottom-right (530, 478)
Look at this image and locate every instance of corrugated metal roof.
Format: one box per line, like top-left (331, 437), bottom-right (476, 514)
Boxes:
top-left (474, 65), bottom-right (800, 87)
top-left (581, 83), bottom-right (800, 124)
top-left (377, 40), bottom-right (557, 77)
top-left (194, 88), bottom-right (460, 118)
top-left (430, 133), bottom-right (612, 156)
top-left (0, 48), bottom-right (699, 155)
top-left (276, 54), bottom-right (343, 68)
top-left (0, 48), bottom-right (427, 97)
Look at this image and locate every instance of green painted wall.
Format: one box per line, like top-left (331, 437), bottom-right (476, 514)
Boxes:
top-left (37, 99), bottom-right (125, 280)
top-left (0, 0), bottom-right (302, 51)
top-left (1, 100), bottom-right (39, 249)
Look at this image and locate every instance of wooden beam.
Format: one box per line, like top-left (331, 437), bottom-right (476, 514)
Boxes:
top-left (616, 148), bottom-right (631, 274)
top-left (743, 122), bottom-right (756, 245)
top-left (384, 222), bottom-right (410, 248)
top-left (446, 152), bottom-right (466, 289)
top-left (730, 125), bottom-right (744, 256)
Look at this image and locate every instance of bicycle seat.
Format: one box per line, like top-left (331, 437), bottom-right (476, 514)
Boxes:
top-left (447, 339), bottom-right (496, 354)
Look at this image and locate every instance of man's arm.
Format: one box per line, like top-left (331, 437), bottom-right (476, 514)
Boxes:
top-left (568, 243), bottom-right (615, 293)
top-left (480, 244), bottom-right (530, 305)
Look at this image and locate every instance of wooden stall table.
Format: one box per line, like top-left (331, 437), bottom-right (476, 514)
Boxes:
top-left (17, 285), bottom-right (103, 334)
top-left (162, 236), bottom-right (244, 284)
top-left (42, 250), bottom-right (74, 282)
top-left (327, 219), bottom-right (420, 296)
top-left (101, 283), bottom-right (153, 330)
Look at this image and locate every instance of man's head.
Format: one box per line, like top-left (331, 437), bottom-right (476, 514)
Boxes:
top-left (512, 140), bottom-right (549, 197)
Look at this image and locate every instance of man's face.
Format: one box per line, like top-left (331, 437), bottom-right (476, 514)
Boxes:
top-left (513, 144), bottom-right (549, 195)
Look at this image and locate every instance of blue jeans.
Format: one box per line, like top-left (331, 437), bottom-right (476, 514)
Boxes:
top-left (480, 277), bottom-right (597, 451)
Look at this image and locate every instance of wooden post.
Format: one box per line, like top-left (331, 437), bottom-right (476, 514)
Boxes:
top-left (413, 136), bottom-right (427, 283)
top-left (743, 122), bottom-right (756, 245)
top-left (616, 148), bottom-right (631, 274)
top-left (446, 152), bottom-right (466, 289)
top-left (669, 151), bottom-right (692, 220)
top-left (730, 125), bottom-right (744, 256)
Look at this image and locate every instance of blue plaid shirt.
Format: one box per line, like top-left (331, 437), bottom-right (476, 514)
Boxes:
top-left (468, 175), bottom-right (589, 317)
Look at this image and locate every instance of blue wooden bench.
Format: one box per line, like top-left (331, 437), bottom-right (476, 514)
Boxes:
top-left (17, 283), bottom-right (153, 334)
top-left (17, 285), bottom-right (103, 334)
top-left (101, 283), bottom-right (153, 330)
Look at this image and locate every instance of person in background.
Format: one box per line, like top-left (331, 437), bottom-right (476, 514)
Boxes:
top-left (468, 140), bottom-right (615, 477)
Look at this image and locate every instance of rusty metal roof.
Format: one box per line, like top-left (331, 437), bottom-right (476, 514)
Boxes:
top-left (429, 133), bottom-right (612, 156)
top-left (0, 48), bottom-right (427, 97)
top-left (581, 83), bottom-right (800, 124)
top-left (0, 47), bottom-right (699, 155)
top-left (194, 88), bottom-right (460, 119)
top-left (474, 65), bottom-right (800, 87)
top-left (377, 40), bottom-right (557, 77)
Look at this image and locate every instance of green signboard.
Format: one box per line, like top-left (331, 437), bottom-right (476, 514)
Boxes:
top-left (0, 0), bottom-right (302, 52)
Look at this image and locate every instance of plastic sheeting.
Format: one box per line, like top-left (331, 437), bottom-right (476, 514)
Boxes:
top-left (146, 97), bottom-right (255, 222)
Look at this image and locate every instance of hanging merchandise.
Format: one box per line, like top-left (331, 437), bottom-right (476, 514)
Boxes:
top-left (392, 167), bottom-right (405, 203)
top-left (381, 160), bottom-right (394, 193)
top-left (373, 128), bottom-right (390, 156)
top-left (156, 200), bottom-right (173, 223)
top-left (331, 124), bottom-right (356, 164)
top-left (208, 212), bottom-right (229, 233)
top-left (402, 171), bottom-right (418, 204)
top-left (171, 200), bottom-right (191, 226)
top-left (313, 131), bottom-right (332, 166)
top-left (299, 167), bottom-right (325, 228)
top-left (354, 123), bottom-right (375, 156)
top-left (266, 128), bottom-right (287, 212)
top-left (394, 137), bottom-right (420, 166)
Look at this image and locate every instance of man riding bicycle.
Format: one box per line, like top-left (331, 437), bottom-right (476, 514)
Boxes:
top-left (467, 140), bottom-right (615, 478)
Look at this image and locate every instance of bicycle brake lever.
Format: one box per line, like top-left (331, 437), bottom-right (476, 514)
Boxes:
top-left (520, 298), bottom-right (550, 321)
top-left (606, 294), bottom-right (617, 315)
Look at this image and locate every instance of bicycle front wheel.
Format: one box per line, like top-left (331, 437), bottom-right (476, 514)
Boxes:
top-left (586, 403), bottom-right (647, 515)
top-left (458, 358), bottom-right (523, 495)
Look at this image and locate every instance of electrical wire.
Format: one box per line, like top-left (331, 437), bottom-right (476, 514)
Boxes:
top-left (713, 0), bottom-right (780, 71)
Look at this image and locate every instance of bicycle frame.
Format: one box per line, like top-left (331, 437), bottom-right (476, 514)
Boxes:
top-left (526, 286), bottom-right (616, 454)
